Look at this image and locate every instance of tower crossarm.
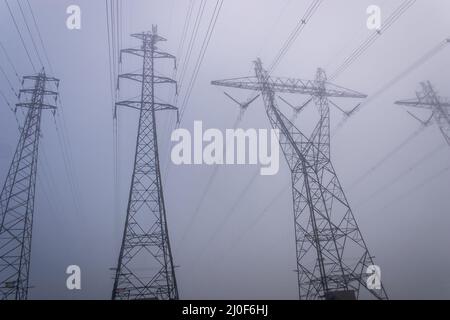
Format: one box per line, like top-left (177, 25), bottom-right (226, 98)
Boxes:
top-left (18, 89), bottom-right (58, 97)
top-left (121, 49), bottom-right (176, 68)
top-left (22, 75), bottom-right (59, 84)
top-left (112, 26), bottom-right (179, 301)
top-left (395, 82), bottom-right (450, 145)
top-left (15, 103), bottom-right (57, 110)
top-left (131, 32), bottom-right (167, 42)
top-left (0, 70), bottom-right (59, 300)
top-left (119, 73), bottom-right (177, 86)
top-left (116, 100), bottom-right (178, 112)
top-left (395, 98), bottom-right (450, 109)
top-left (212, 77), bottom-right (367, 99)
top-left (211, 59), bottom-right (387, 300)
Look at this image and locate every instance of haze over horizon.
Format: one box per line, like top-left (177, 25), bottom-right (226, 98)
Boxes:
top-left (1, 0), bottom-right (450, 299)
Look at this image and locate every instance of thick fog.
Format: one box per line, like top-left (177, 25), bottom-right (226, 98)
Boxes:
top-left (1, 0), bottom-right (450, 299)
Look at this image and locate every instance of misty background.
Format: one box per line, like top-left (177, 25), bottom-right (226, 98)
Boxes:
top-left (1, 0), bottom-right (450, 299)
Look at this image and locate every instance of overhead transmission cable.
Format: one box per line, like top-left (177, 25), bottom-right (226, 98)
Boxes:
top-left (179, 0), bottom-right (323, 251)
top-left (0, 41), bottom-right (21, 82)
top-left (268, 0), bottom-right (323, 73)
top-left (25, 0), bottom-right (54, 74)
top-left (163, 0), bottom-right (224, 179)
top-left (207, 0), bottom-right (421, 258)
top-left (355, 142), bottom-right (447, 208)
top-left (329, 0), bottom-right (417, 81)
top-left (248, 19), bottom-right (448, 238)
top-left (380, 164), bottom-right (450, 211)
top-left (333, 38), bottom-right (450, 134)
top-left (16, 0), bottom-right (45, 69)
top-left (178, 0), bottom-right (224, 124)
top-left (4, 0), bottom-right (36, 72)
top-left (348, 125), bottom-right (427, 190)
top-left (106, 0), bottom-right (121, 227)
top-left (4, 0), bottom-right (83, 217)
top-left (175, 0), bottom-right (208, 100)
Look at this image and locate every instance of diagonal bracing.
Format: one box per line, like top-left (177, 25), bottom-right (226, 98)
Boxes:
top-left (395, 81), bottom-right (450, 145)
top-left (112, 26), bottom-right (179, 300)
top-left (212, 59), bottom-right (388, 300)
top-left (0, 69), bottom-right (59, 300)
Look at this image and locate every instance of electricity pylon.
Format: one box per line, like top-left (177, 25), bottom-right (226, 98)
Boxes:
top-left (112, 26), bottom-right (179, 300)
top-left (0, 69), bottom-right (59, 300)
top-left (395, 81), bottom-right (450, 145)
top-left (212, 59), bottom-right (388, 300)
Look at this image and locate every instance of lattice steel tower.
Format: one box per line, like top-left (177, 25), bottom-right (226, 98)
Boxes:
top-left (395, 81), bottom-right (450, 145)
top-left (212, 59), bottom-right (388, 300)
top-left (0, 70), bottom-right (59, 300)
top-left (112, 26), bottom-right (179, 300)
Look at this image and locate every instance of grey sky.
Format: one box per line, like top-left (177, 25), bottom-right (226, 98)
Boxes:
top-left (1, 0), bottom-right (450, 299)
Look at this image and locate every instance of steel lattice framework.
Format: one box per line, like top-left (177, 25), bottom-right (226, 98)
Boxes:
top-left (112, 27), bottom-right (179, 300)
top-left (395, 81), bottom-right (450, 145)
top-left (0, 70), bottom-right (59, 300)
top-left (212, 59), bottom-right (388, 300)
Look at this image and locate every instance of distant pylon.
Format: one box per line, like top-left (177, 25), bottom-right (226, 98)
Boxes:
top-left (212, 59), bottom-right (388, 300)
top-left (395, 81), bottom-right (450, 145)
top-left (112, 26), bottom-right (179, 300)
top-left (0, 69), bottom-right (59, 300)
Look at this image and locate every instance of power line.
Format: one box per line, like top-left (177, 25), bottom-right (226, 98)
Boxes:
top-left (0, 41), bottom-right (21, 82)
top-left (333, 37), bottom-right (450, 135)
top-left (235, 0), bottom-right (301, 114)
top-left (177, 164), bottom-right (221, 246)
top-left (0, 89), bottom-right (13, 111)
top-left (105, 0), bottom-right (116, 114)
top-left (176, 0), bottom-right (207, 97)
top-left (178, 0), bottom-right (224, 123)
top-left (355, 142), bottom-right (447, 208)
top-left (52, 96), bottom-right (84, 217)
top-left (0, 63), bottom-right (18, 97)
top-left (36, 171), bottom-right (58, 221)
top-left (25, 0), bottom-right (55, 75)
top-left (4, 0), bottom-right (36, 72)
top-left (106, 0), bottom-right (121, 232)
top-left (39, 144), bottom-right (65, 217)
top-left (190, 0), bottom-right (324, 245)
top-left (196, 0), bottom-right (414, 261)
top-left (197, 1), bottom-right (415, 268)
top-left (0, 87), bottom-right (20, 128)
top-left (189, 167), bottom-right (260, 250)
top-left (161, 0), bottom-right (196, 162)
top-left (329, 0), bottom-right (417, 81)
top-left (209, 60), bottom-right (385, 299)
top-left (24, 0), bottom-right (82, 218)
top-left (163, 0), bottom-right (224, 180)
top-left (176, 0), bottom-right (195, 64)
top-left (178, 1), bottom-right (324, 250)
top-left (114, 0), bottom-right (121, 226)
top-left (268, 0), bottom-right (323, 73)
top-left (116, 0), bottom-right (122, 65)
top-left (15, 0), bottom-right (45, 69)
top-left (14, 0), bottom-right (82, 218)
top-left (349, 125), bottom-right (427, 190)
top-left (222, 182), bottom-right (291, 259)
top-left (53, 115), bottom-right (83, 216)
top-left (380, 164), bottom-right (450, 211)
top-left (232, 0), bottom-right (323, 126)
top-left (3, 0), bottom-right (82, 226)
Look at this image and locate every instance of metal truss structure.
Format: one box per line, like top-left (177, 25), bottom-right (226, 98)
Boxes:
top-left (395, 81), bottom-right (450, 145)
top-left (112, 26), bottom-right (179, 300)
top-left (0, 70), bottom-right (59, 300)
top-left (212, 59), bottom-right (388, 300)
